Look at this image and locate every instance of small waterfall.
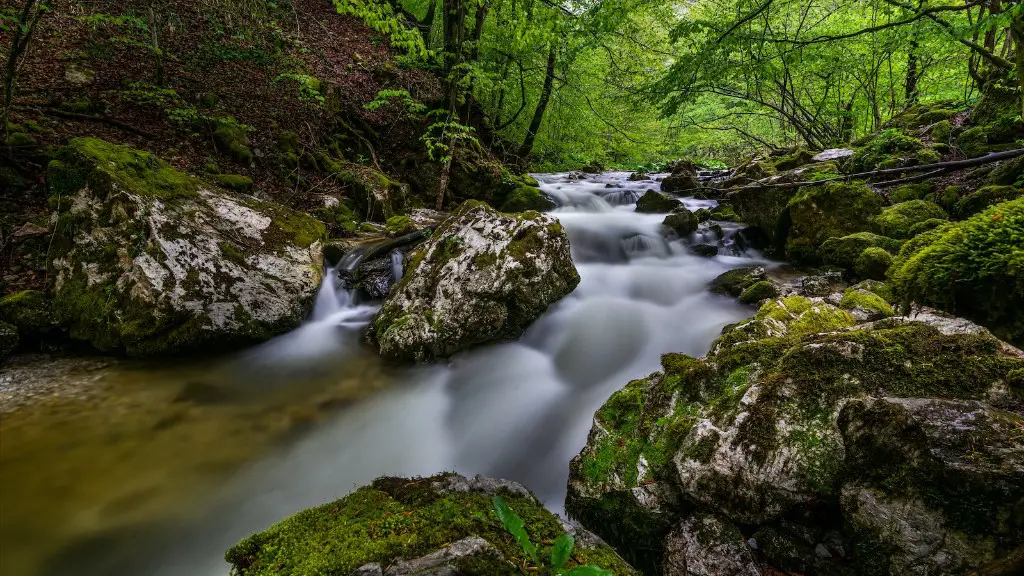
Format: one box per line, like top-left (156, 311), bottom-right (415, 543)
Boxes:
top-left (311, 264), bottom-right (347, 321)
top-left (391, 250), bottom-right (404, 283)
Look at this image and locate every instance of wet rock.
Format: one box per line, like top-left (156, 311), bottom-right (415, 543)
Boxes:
top-left (341, 256), bottom-right (394, 300)
top-left (786, 181), bottom-right (884, 264)
top-left (370, 201), bottom-right (579, 362)
top-left (729, 187), bottom-right (797, 252)
top-left (662, 514), bottom-right (762, 576)
top-left (0, 290), bottom-right (58, 341)
top-left (628, 171), bottom-right (650, 181)
top-left (501, 185), bottom-right (555, 213)
top-left (48, 138), bottom-right (324, 355)
top-left (738, 281), bottom-right (778, 305)
top-left (800, 272), bottom-right (845, 297)
top-left (709, 266), bottom-right (767, 297)
top-left (691, 244), bottom-right (719, 257)
top-left (662, 160), bottom-right (701, 193)
top-left (663, 209), bottom-right (699, 237)
top-left (0, 321), bottom-right (17, 363)
top-left (225, 473), bottom-right (637, 576)
top-left (636, 190), bottom-right (683, 213)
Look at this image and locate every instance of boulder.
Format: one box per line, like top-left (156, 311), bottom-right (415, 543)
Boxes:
top-left (501, 185), bottom-right (555, 213)
top-left (370, 201), bottom-right (579, 362)
top-left (812, 149), bottom-right (855, 162)
top-left (663, 209), bottom-right (699, 237)
top-left (662, 161), bottom-right (701, 193)
top-left (636, 190), bottom-right (683, 213)
top-left (785, 181), bottom-right (885, 264)
top-left (708, 266), bottom-right (767, 297)
top-left (0, 320), bottom-right (17, 362)
top-left (48, 138), bottom-right (324, 355)
top-left (819, 232), bottom-right (902, 273)
top-left (729, 186), bottom-right (797, 252)
top-left (952, 185), bottom-right (1022, 219)
top-left (224, 473), bottom-right (637, 576)
top-left (890, 195), bottom-right (1024, 344)
top-left (0, 290), bottom-right (58, 341)
top-left (628, 171), bottom-right (651, 181)
top-left (662, 514), bottom-right (762, 576)
top-left (568, 293), bottom-right (1024, 576)
top-left (872, 200), bottom-right (947, 239)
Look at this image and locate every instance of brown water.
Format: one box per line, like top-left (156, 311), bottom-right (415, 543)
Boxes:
top-left (1, 350), bottom-right (394, 576)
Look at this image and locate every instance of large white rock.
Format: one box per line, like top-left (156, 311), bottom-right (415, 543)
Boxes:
top-left (49, 138), bottom-right (324, 355)
top-left (370, 201), bottom-right (579, 362)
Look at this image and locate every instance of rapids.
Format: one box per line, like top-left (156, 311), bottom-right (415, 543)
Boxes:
top-left (3, 171), bottom-right (768, 576)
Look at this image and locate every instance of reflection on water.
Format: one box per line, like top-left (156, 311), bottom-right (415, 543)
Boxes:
top-left (2, 171), bottom-right (769, 576)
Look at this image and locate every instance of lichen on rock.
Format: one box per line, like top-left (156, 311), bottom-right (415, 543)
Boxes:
top-left (369, 201), bottom-right (579, 362)
top-left (48, 137), bottom-right (324, 355)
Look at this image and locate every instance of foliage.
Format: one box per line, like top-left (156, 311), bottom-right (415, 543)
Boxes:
top-left (275, 73), bottom-right (325, 104)
top-left (330, 0), bottom-right (428, 58)
top-left (491, 496), bottom-right (612, 576)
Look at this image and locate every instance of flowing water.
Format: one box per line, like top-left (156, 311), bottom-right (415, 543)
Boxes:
top-left (1, 172), bottom-right (769, 576)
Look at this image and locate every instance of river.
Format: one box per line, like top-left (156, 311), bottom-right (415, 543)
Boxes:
top-left (1, 171), bottom-right (766, 576)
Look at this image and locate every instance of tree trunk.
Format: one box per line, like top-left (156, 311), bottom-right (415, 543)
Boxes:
top-left (1012, 18), bottom-right (1024, 120)
top-left (517, 43), bottom-right (556, 159)
top-left (459, 0), bottom-right (490, 122)
top-left (905, 36), bottom-right (919, 104)
top-left (2, 0), bottom-right (46, 137)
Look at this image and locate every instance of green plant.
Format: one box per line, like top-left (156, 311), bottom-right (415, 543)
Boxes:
top-left (364, 89), bottom-right (427, 115)
top-left (491, 496), bottom-right (612, 576)
top-left (275, 73), bottom-right (325, 104)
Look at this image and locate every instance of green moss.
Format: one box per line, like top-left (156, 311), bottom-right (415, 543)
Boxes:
top-left (218, 241), bottom-right (247, 265)
top-left (850, 279), bottom-right (895, 303)
top-left (214, 173), bottom-right (254, 191)
top-left (709, 204), bottom-right (738, 222)
top-left (890, 196), bottom-right (1024, 344)
top-left (738, 280), bottom-right (778, 305)
top-left (915, 147), bottom-right (941, 164)
top-left (786, 181), bottom-right (885, 264)
top-left (65, 138), bottom-right (200, 200)
top-left (853, 129), bottom-right (923, 171)
top-left (890, 182), bottom-right (935, 203)
top-left (907, 218), bottom-right (946, 238)
top-left (246, 197), bottom-right (326, 249)
top-left (0, 290), bottom-right (56, 338)
top-left (872, 200), bottom-right (947, 239)
top-left (840, 288), bottom-right (895, 317)
top-left (214, 123), bottom-right (254, 164)
top-left (854, 247), bottom-right (894, 281)
top-left (500, 185), bottom-right (554, 213)
top-left (819, 232), bottom-right (902, 272)
top-left (384, 215), bottom-right (415, 236)
top-left (931, 120), bottom-right (952, 143)
top-left (709, 266), bottom-right (766, 297)
top-left (635, 190), bottom-right (681, 213)
top-left (5, 132), bottom-right (37, 148)
top-left (773, 147), bottom-right (814, 171)
top-left (952, 185), bottom-right (1022, 219)
top-left (663, 209), bottom-right (699, 236)
top-left (225, 474), bottom-right (635, 576)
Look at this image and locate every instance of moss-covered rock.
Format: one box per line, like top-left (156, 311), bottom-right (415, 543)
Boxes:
top-left (225, 473), bottom-right (636, 576)
top-left (214, 123), bottom-right (254, 164)
top-left (370, 201), bottom-right (579, 362)
top-left (786, 181), bottom-right (885, 264)
top-left (48, 138), bottom-right (324, 355)
top-left (708, 266), bottom-right (767, 297)
top-left (839, 287), bottom-right (894, 318)
top-left (890, 196), bottom-right (1024, 344)
top-left (662, 208), bottom-right (699, 237)
top-left (384, 215), bottom-right (416, 237)
top-left (986, 156), bottom-right (1024, 187)
top-left (853, 247), bottom-right (894, 281)
top-left (500, 185), bottom-right (555, 213)
top-left (0, 320), bottom-right (17, 362)
top-left (569, 294), bottom-right (1024, 575)
top-left (931, 120), bottom-right (952, 144)
top-left (730, 187), bottom-right (798, 251)
top-left (872, 200), bottom-right (947, 239)
top-left (691, 244), bottom-right (719, 257)
top-left (819, 232), bottom-right (902, 272)
top-left (952, 185), bottom-right (1022, 219)
top-left (772, 147), bottom-right (814, 171)
top-left (340, 165), bottom-right (409, 222)
top-left (214, 173), bottom-right (254, 191)
top-left (738, 280), bottom-right (778, 305)
top-left (661, 160), bottom-right (700, 193)
top-left (0, 290), bottom-right (58, 341)
top-left (636, 190), bottom-right (682, 213)
top-left (852, 129), bottom-right (923, 171)
top-left (5, 132), bottom-right (38, 148)
top-left (889, 182), bottom-right (935, 203)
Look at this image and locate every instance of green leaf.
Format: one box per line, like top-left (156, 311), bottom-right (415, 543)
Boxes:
top-left (490, 495), bottom-right (538, 564)
top-left (563, 566), bottom-right (614, 576)
top-left (551, 533), bottom-right (574, 572)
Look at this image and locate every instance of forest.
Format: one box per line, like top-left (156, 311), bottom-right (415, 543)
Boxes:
top-left (2, 0), bottom-right (1024, 575)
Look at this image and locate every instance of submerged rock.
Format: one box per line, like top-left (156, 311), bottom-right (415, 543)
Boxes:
top-left (48, 138), bottom-right (324, 355)
top-left (370, 201), bottom-right (579, 362)
top-left (224, 473), bottom-right (636, 576)
top-left (568, 293), bottom-right (1024, 575)
top-left (636, 190), bottom-right (683, 213)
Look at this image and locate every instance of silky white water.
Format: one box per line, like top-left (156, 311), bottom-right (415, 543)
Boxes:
top-left (37, 172), bottom-right (768, 575)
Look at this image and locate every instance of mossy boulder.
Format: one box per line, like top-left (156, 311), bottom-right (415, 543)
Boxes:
top-left (890, 196), bottom-right (1024, 344)
top-left (47, 138), bottom-right (324, 355)
top-left (819, 232), bottom-right (902, 273)
top-left (729, 186), bottom-right (797, 251)
top-left (661, 160), bottom-right (700, 193)
top-left (738, 280), bottom-right (778, 305)
top-left (931, 120), bottom-right (952, 144)
top-left (853, 247), bottom-right (893, 281)
top-left (889, 182), bottom-right (935, 203)
top-left (952, 185), bottom-right (1022, 219)
top-left (852, 129), bottom-right (924, 171)
top-left (772, 147), bottom-right (814, 171)
top-left (839, 287), bottom-right (895, 318)
top-left (872, 200), bottom-right (947, 239)
top-left (214, 123), bottom-right (254, 164)
top-left (708, 266), bottom-right (767, 298)
top-left (986, 155), bottom-right (1024, 187)
top-left (225, 473), bottom-right (637, 576)
top-left (384, 215), bottom-right (416, 237)
top-left (500, 185), bottom-right (555, 213)
top-left (636, 190), bottom-right (682, 213)
top-left (568, 294), bottom-right (1024, 575)
top-left (214, 173), bottom-right (254, 191)
top-left (785, 181), bottom-right (885, 264)
top-left (340, 165), bottom-right (409, 222)
top-left (0, 320), bottom-right (17, 362)
top-left (0, 290), bottom-right (58, 341)
top-left (370, 201), bottom-right (579, 362)
top-left (662, 208), bottom-right (699, 237)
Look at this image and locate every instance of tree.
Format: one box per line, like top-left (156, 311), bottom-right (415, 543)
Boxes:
top-left (2, 0), bottom-right (52, 137)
